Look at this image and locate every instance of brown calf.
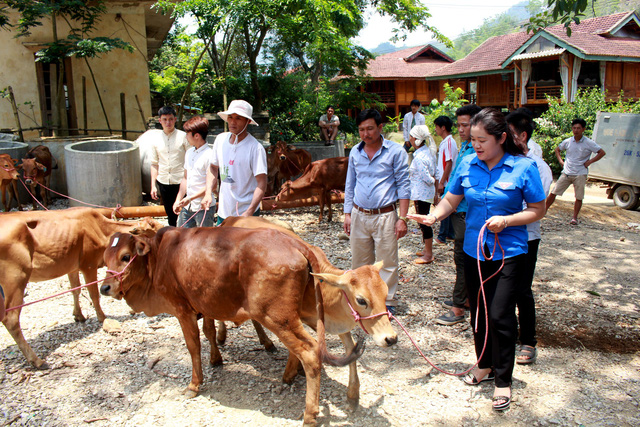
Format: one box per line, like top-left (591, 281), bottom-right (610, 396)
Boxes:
top-left (0, 207), bottom-right (162, 368)
top-left (0, 154), bottom-right (20, 211)
top-left (219, 215), bottom-right (397, 405)
top-left (100, 226), bottom-right (395, 425)
top-left (276, 157), bottom-right (348, 222)
top-left (20, 145), bottom-right (54, 208)
top-left (273, 141), bottom-right (312, 185)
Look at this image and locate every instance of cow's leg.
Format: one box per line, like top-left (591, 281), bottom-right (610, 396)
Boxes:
top-left (67, 271), bottom-right (86, 322)
top-left (339, 332), bottom-right (360, 406)
top-left (1, 275), bottom-right (47, 369)
top-left (203, 318), bottom-right (223, 366)
top-left (251, 319), bottom-right (275, 352)
top-left (1, 186), bottom-right (7, 212)
top-left (317, 189), bottom-right (325, 222)
top-left (43, 175), bottom-right (51, 206)
top-left (80, 268), bottom-right (106, 322)
top-left (215, 320), bottom-right (227, 345)
top-left (325, 190), bottom-right (333, 222)
top-left (176, 312), bottom-right (203, 398)
top-left (40, 179), bottom-right (48, 207)
top-left (282, 351), bottom-right (303, 384)
top-left (10, 180), bottom-right (21, 210)
top-left (265, 320), bottom-right (320, 426)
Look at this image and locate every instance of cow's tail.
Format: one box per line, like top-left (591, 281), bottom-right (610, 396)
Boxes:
top-left (305, 246), bottom-right (365, 367)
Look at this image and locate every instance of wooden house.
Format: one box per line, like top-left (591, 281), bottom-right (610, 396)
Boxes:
top-left (425, 11), bottom-right (640, 112)
top-left (363, 45), bottom-right (454, 117)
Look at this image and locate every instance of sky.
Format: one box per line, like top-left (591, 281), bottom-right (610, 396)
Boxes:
top-left (353, 0), bottom-right (528, 51)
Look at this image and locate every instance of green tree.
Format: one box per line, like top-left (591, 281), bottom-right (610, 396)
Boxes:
top-left (1, 0), bottom-right (133, 135)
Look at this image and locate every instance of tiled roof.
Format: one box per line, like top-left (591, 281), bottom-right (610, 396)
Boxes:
top-left (426, 32), bottom-right (530, 78)
top-left (365, 45), bottom-right (453, 79)
top-left (426, 11), bottom-right (640, 79)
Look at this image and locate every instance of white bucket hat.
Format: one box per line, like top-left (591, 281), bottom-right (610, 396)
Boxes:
top-left (217, 100), bottom-right (258, 125)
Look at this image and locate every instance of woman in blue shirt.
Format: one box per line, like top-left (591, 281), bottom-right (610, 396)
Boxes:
top-left (408, 108), bottom-right (546, 411)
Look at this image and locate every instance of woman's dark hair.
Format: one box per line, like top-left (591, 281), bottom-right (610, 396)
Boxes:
top-left (471, 108), bottom-right (523, 156)
top-left (183, 115), bottom-right (209, 140)
top-left (434, 115), bottom-right (453, 132)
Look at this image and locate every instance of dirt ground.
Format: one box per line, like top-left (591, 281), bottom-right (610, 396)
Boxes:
top-left (1, 183), bottom-right (639, 426)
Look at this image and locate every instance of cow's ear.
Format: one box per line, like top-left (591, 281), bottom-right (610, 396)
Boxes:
top-left (15, 163), bottom-right (22, 170)
top-left (36, 162), bottom-right (45, 171)
top-left (134, 238), bottom-right (151, 256)
top-left (372, 261), bottom-right (384, 272)
top-left (311, 271), bottom-right (350, 291)
top-left (11, 158), bottom-right (18, 165)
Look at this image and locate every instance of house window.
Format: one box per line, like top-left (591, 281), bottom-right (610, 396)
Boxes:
top-left (35, 58), bottom-right (78, 136)
top-left (529, 59), bottom-right (561, 86)
top-left (578, 61), bottom-right (600, 87)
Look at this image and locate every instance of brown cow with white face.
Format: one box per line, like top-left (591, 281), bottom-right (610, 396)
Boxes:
top-left (219, 215), bottom-right (395, 405)
top-left (0, 207), bottom-right (162, 368)
top-left (0, 154), bottom-right (20, 211)
top-left (276, 157), bottom-right (348, 222)
top-left (20, 145), bottom-right (54, 208)
top-left (100, 226), bottom-right (396, 425)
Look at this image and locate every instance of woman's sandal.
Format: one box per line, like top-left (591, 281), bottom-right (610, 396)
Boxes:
top-left (516, 345), bottom-right (537, 365)
top-left (492, 395), bottom-right (511, 411)
top-left (463, 370), bottom-right (495, 385)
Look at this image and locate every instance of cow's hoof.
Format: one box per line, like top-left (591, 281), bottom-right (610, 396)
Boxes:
top-left (73, 314), bottom-right (87, 323)
top-left (183, 388), bottom-right (198, 399)
top-left (347, 395), bottom-right (359, 411)
top-left (210, 358), bottom-right (223, 367)
top-left (33, 360), bottom-right (49, 370)
top-left (264, 342), bottom-right (277, 353)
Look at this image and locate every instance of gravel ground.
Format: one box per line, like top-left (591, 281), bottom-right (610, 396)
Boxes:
top-left (1, 184), bottom-right (639, 426)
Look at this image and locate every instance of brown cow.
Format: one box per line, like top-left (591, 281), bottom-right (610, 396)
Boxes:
top-left (218, 215), bottom-right (394, 405)
top-left (276, 157), bottom-right (348, 222)
top-left (0, 207), bottom-right (162, 368)
top-left (0, 154), bottom-right (20, 211)
top-left (100, 226), bottom-right (396, 425)
top-left (273, 141), bottom-right (312, 186)
top-left (20, 145), bottom-right (55, 208)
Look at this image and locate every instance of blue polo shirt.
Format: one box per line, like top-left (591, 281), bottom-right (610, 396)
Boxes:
top-left (448, 152), bottom-right (545, 260)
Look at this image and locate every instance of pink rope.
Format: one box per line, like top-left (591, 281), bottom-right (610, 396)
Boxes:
top-left (19, 177), bottom-right (48, 210)
top-left (5, 255), bottom-right (137, 313)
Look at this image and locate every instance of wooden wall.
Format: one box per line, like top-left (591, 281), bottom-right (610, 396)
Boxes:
top-left (605, 62), bottom-right (640, 99)
top-left (477, 74), bottom-right (512, 107)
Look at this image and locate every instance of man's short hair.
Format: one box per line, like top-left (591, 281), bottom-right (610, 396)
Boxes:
top-left (455, 104), bottom-right (482, 118)
top-left (434, 115), bottom-right (453, 132)
top-left (571, 118), bottom-right (587, 128)
top-left (356, 109), bottom-right (382, 126)
top-left (158, 105), bottom-right (177, 117)
top-left (183, 115), bottom-right (209, 141)
top-left (326, 105), bottom-right (335, 112)
top-left (505, 110), bottom-right (534, 142)
top-left (410, 99), bottom-right (421, 108)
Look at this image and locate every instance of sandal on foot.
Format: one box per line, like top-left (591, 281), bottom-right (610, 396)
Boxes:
top-left (492, 395), bottom-right (511, 411)
top-left (463, 370), bottom-right (494, 385)
top-left (416, 251), bottom-right (423, 256)
top-left (570, 219), bottom-right (578, 225)
top-left (516, 345), bottom-right (537, 365)
top-left (414, 257), bottom-right (434, 265)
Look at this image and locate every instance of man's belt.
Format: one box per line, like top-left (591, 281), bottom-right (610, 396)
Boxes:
top-left (353, 203), bottom-right (396, 215)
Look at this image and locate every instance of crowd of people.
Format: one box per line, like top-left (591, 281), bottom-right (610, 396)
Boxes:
top-left (136, 99), bottom-right (605, 413)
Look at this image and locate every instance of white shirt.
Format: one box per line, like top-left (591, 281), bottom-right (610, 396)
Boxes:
top-left (527, 138), bottom-right (543, 159)
top-left (210, 132), bottom-right (267, 219)
top-left (403, 112), bottom-right (426, 142)
top-left (184, 144), bottom-right (214, 211)
top-left (140, 128), bottom-right (189, 185)
top-left (436, 135), bottom-right (458, 183)
top-left (558, 135), bottom-right (602, 176)
top-left (525, 150), bottom-right (553, 241)
top-left (409, 145), bottom-right (437, 203)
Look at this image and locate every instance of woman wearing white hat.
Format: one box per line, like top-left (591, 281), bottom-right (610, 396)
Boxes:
top-left (201, 100), bottom-right (268, 224)
top-left (408, 125), bottom-right (438, 264)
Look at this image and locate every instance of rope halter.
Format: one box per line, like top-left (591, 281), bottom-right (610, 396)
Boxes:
top-left (341, 290), bottom-right (391, 335)
top-left (105, 254), bottom-right (138, 297)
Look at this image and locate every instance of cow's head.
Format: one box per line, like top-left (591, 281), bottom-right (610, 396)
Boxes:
top-left (312, 261), bottom-right (398, 348)
top-left (275, 141), bottom-right (289, 160)
top-left (20, 158), bottom-right (45, 185)
top-left (101, 232), bottom-right (153, 300)
top-left (0, 155), bottom-right (19, 180)
top-left (128, 217), bottom-right (164, 233)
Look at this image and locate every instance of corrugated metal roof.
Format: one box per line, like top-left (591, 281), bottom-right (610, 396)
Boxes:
top-left (511, 48), bottom-right (566, 61)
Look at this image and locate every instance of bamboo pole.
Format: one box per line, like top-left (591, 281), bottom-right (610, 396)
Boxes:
top-left (7, 86), bottom-right (24, 142)
top-left (134, 94), bottom-right (146, 130)
top-left (82, 76), bottom-right (88, 135)
top-left (94, 205), bottom-right (167, 219)
top-left (261, 193), bottom-right (344, 211)
top-left (120, 93), bottom-right (127, 140)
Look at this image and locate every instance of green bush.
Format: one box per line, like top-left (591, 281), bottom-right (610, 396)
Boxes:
top-left (422, 83), bottom-right (468, 137)
top-left (534, 87), bottom-right (640, 174)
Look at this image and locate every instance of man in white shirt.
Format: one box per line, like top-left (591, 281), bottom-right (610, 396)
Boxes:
top-left (403, 99), bottom-right (425, 152)
top-left (545, 118), bottom-right (605, 225)
top-left (201, 100), bottom-right (267, 225)
top-left (138, 105), bottom-right (189, 226)
top-left (319, 105), bottom-right (340, 146)
top-left (173, 115), bottom-right (216, 228)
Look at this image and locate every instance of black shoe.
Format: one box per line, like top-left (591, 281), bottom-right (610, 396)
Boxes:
top-left (435, 310), bottom-right (466, 326)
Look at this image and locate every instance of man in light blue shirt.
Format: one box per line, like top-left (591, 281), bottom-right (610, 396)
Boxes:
top-left (344, 109), bottom-right (410, 312)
